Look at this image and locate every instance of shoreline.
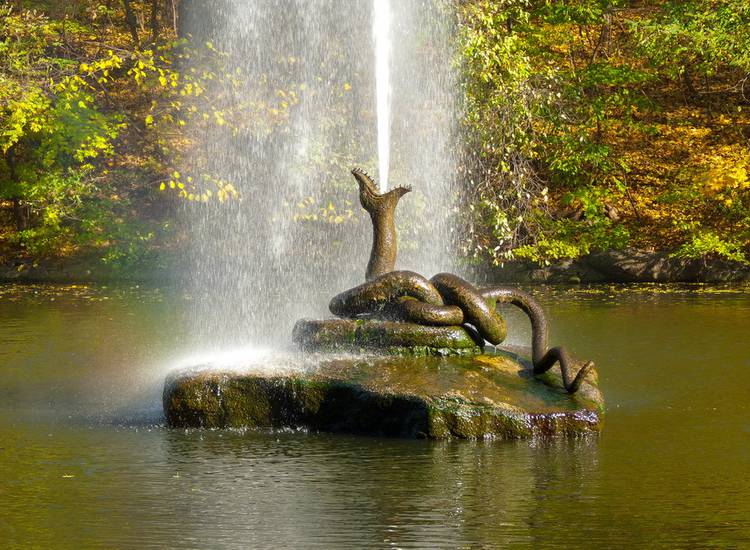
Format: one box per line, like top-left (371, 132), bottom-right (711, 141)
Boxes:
top-left (2, 248), bottom-right (748, 285)
top-left (472, 248), bottom-right (750, 285)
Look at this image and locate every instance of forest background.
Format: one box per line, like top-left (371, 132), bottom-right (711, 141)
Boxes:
top-left (1, 0), bottom-right (748, 278)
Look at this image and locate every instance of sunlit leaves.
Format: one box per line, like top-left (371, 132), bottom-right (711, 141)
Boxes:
top-left (457, 0), bottom-right (641, 263)
top-left (158, 170), bottom-right (238, 203)
top-left (634, 0), bottom-right (750, 80)
top-left (291, 196), bottom-right (354, 225)
top-left (458, 0), bottom-right (749, 264)
top-left (0, 3), bottom-right (172, 262)
top-left (1, 86), bottom-right (51, 153)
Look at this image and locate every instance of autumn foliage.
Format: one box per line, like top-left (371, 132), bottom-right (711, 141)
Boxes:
top-left (1, 0), bottom-right (748, 270)
top-left (458, 0), bottom-right (749, 264)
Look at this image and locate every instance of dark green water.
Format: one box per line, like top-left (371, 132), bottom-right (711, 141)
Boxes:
top-left (1, 283), bottom-right (748, 549)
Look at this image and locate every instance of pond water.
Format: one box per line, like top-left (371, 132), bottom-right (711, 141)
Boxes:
top-left (1, 283), bottom-right (748, 548)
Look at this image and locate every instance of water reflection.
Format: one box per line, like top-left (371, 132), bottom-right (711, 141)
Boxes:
top-left (152, 431), bottom-right (601, 548)
top-left (1, 283), bottom-right (749, 548)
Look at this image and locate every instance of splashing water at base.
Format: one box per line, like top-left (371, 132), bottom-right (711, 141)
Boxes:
top-left (373, 0), bottom-right (392, 192)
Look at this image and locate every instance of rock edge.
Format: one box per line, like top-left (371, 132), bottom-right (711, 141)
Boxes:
top-left (163, 352), bottom-right (604, 439)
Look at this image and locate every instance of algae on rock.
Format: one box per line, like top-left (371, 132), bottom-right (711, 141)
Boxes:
top-left (164, 351), bottom-right (603, 439)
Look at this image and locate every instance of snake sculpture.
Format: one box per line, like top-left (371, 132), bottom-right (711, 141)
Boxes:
top-left (330, 168), bottom-right (594, 394)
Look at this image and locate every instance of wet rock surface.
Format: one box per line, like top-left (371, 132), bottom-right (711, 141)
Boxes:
top-left (292, 318), bottom-right (483, 356)
top-left (163, 350), bottom-right (604, 439)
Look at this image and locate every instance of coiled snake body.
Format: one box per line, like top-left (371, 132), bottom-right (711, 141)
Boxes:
top-left (329, 169), bottom-right (593, 394)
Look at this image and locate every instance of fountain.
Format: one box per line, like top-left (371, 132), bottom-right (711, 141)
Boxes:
top-left (295, 168), bottom-right (594, 394)
top-left (164, 168), bottom-right (603, 438)
top-left (163, 2), bottom-right (603, 438)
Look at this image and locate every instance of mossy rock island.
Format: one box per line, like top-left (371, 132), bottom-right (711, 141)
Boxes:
top-left (163, 350), bottom-right (603, 439)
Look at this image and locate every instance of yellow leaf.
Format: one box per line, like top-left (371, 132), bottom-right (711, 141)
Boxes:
top-left (145, 114), bottom-right (154, 125)
top-left (159, 182), bottom-right (166, 191)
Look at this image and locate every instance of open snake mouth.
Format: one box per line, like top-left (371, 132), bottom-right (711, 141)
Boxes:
top-left (351, 167), bottom-right (411, 204)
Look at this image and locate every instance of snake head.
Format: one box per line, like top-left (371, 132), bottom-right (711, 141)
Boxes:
top-left (351, 167), bottom-right (411, 211)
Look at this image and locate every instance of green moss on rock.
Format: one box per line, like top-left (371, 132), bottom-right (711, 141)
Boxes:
top-left (164, 351), bottom-right (604, 439)
top-left (292, 318), bottom-right (481, 355)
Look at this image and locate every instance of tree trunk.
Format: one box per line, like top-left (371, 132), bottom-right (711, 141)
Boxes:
top-left (6, 148), bottom-right (28, 231)
top-left (122, 0), bottom-right (140, 46)
top-left (682, 65), bottom-right (698, 103)
top-left (172, 0), bottom-right (181, 37)
top-left (11, 199), bottom-right (28, 232)
top-left (149, 0), bottom-right (159, 43)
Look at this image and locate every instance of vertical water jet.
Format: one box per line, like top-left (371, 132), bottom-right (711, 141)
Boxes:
top-left (373, 0), bottom-right (392, 192)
